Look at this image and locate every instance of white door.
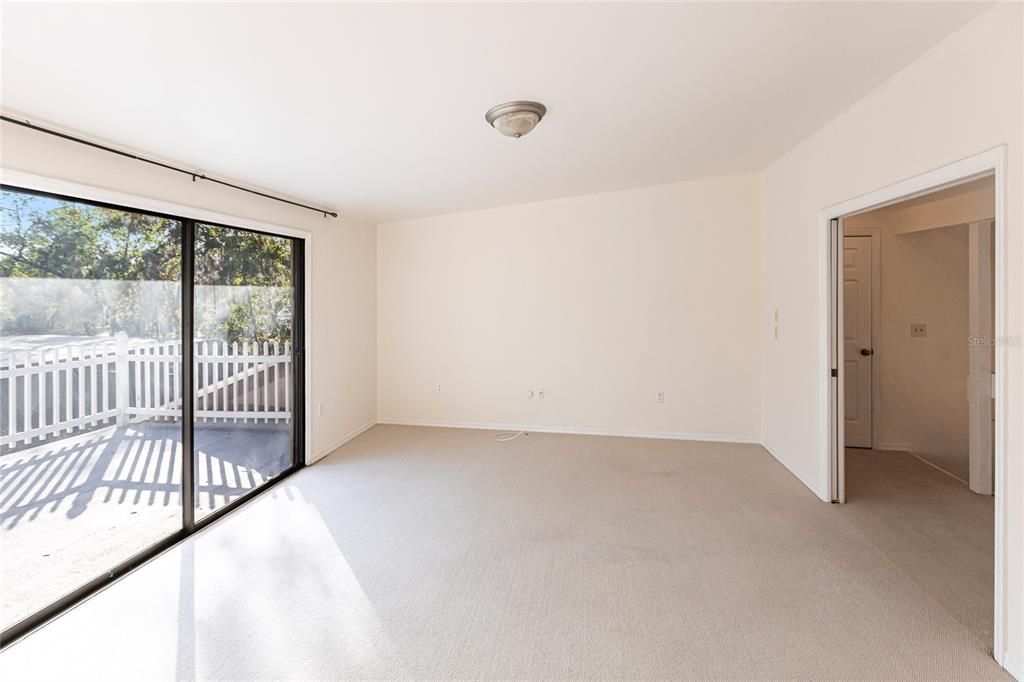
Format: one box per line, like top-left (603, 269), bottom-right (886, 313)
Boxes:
top-left (843, 236), bottom-right (873, 448)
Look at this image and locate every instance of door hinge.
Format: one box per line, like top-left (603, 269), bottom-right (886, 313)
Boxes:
top-left (830, 369), bottom-right (838, 378)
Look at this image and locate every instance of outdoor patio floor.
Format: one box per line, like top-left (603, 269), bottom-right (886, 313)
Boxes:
top-left (0, 420), bottom-right (290, 631)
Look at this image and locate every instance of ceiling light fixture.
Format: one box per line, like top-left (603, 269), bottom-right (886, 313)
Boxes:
top-left (485, 101), bottom-right (546, 138)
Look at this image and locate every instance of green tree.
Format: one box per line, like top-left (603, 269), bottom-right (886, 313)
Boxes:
top-left (1, 190), bottom-right (293, 345)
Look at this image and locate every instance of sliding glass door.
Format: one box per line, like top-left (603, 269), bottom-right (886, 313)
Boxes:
top-left (192, 223), bottom-right (299, 519)
top-left (0, 189), bottom-right (184, 631)
top-left (0, 185), bottom-right (304, 641)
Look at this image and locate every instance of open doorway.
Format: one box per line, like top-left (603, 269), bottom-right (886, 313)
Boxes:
top-left (842, 175), bottom-right (994, 490)
top-left (823, 148), bottom-right (1007, 663)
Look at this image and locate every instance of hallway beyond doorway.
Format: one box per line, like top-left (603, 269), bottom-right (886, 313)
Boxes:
top-left (844, 447), bottom-right (994, 646)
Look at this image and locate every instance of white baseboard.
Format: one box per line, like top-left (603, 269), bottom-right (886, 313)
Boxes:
top-left (877, 442), bottom-right (913, 452)
top-left (999, 651), bottom-right (1021, 681)
top-left (376, 417), bottom-right (759, 445)
top-left (760, 440), bottom-right (830, 502)
top-left (309, 419), bottom-right (376, 464)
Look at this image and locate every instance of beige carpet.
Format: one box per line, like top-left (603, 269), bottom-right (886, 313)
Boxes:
top-left (844, 448), bottom-right (995, 652)
top-left (0, 426), bottom-right (1006, 680)
top-left (902, 448), bottom-right (971, 483)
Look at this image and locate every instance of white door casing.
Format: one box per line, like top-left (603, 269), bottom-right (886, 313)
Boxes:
top-left (821, 148), bottom-right (1007, 668)
top-left (843, 236), bottom-right (873, 448)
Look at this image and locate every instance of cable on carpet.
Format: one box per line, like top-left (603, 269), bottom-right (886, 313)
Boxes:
top-left (493, 391), bottom-right (544, 442)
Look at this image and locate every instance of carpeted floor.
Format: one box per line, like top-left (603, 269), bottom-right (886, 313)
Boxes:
top-left (843, 447), bottom-right (995, 652)
top-left (0, 426), bottom-right (1005, 680)
top-left (0, 422), bottom-right (291, 631)
top-left (903, 448), bottom-right (971, 484)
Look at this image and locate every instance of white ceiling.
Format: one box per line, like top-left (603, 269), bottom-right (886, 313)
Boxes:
top-left (1, 2), bottom-right (990, 223)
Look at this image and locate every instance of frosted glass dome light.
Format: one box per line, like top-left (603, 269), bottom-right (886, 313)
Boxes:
top-left (485, 101), bottom-right (547, 138)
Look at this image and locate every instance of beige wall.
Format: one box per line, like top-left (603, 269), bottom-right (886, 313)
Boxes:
top-left (377, 174), bottom-right (761, 441)
top-left (884, 177), bottom-right (995, 234)
top-left (0, 121), bottom-right (378, 462)
top-left (760, 3), bottom-right (1022, 667)
top-left (877, 224), bottom-right (971, 462)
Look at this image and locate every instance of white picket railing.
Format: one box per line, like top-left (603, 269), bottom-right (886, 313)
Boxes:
top-left (1, 333), bottom-right (292, 449)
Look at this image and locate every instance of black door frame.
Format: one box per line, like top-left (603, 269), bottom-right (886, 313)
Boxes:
top-left (0, 184), bottom-right (306, 647)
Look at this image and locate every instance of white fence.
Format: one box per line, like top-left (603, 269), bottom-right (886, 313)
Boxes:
top-left (1, 333), bottom-right (293, 449)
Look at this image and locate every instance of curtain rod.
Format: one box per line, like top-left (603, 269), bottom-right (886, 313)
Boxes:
top-left (0, 114), bottom-right (339, 219)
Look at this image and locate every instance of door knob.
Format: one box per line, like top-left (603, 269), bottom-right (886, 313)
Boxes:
top-left (860, 348), bottom-right (873, 356)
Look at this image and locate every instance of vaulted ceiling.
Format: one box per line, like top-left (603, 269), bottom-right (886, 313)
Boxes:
top-left (1, 3), bottom-right (990, 222)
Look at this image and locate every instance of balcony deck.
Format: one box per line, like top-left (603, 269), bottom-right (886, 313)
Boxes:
top-left (0, 420), bottom-right (290, 630)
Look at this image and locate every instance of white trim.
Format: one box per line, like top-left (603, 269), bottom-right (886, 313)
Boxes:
top-left (1000, 654), bottom-right (1022, 682)
top-left (376, 418), bottom-right (760, 444)
top-left (1, 167), bottom-right (315, 467)
top-left (905, 451), bottom-right (970, 487)
top-left (877, 442), bottom-right (913, 452)
top-left (311, 420), bottom-right (377, 464)
top-left (967, 219), bottom-right (995, 496)
top-left (825, 216), bottom-right (844, 502)
top-left (842, 227), bottom-right (882, 450)
top-left (821, 160), bottom-right (996, 222)
top-left (817, 145), bottom-right (1008, 670)
top-left (302, 233), bottom-right (313, 468)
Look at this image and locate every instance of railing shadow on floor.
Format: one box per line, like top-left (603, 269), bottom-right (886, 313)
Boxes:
top-left (0, 421), bottom-right (289, 529)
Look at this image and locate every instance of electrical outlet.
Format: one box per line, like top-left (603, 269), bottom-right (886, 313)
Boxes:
top-left (910, 323), bottom-right (927, 338)
top-left (656, 391), bottom-right (665, 403)
top-left (435, 383), bottom-right (444, 394)
top-left (527, 389), bottom-right (535, 399)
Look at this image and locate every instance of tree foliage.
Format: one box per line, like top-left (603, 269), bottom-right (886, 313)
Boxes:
top-left (0, 189), bottom-right (294, 345)
top-left (0, 191), bottom-right (180, 281)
